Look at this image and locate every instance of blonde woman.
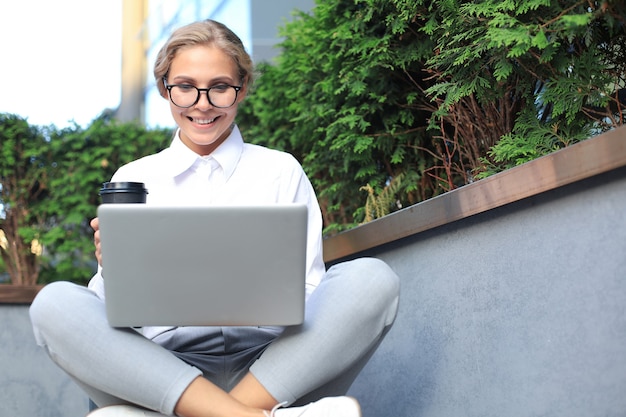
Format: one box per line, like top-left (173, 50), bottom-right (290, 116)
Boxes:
top-left (30, 19), bottom-right (400, 417)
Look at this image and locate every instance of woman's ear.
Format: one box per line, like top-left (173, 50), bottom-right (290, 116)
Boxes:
top-left (159, 77), bottom-right (170, 100)
top-left (238, 87), bottom-right (248, 103)
top-left (237, 76), bottom-right (249, 102)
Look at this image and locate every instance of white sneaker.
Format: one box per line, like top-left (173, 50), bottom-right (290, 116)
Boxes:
top-left (265, 396), bottom-right (361, 417)
top-left (86, 405), bottom-right (167, 416)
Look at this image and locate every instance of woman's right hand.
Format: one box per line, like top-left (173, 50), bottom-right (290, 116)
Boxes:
top-left (90, 217), bottom-right (103, 267)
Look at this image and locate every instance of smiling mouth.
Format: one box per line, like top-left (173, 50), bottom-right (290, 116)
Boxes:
top-left (189, 116), bottom-right (219, 125)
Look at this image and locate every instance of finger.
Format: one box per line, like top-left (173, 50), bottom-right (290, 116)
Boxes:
top-left (90, 217), bottom-right (99, 231)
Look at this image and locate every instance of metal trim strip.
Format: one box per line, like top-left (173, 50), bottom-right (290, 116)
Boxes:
top-left (323, 126), bottom-right (626, 262)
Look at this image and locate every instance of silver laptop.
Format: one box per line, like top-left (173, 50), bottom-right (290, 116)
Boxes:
top-left (97, 204), bottom-right (308, 327)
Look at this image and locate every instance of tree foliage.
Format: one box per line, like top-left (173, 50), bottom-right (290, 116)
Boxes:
top-left (238, 0), bottom-right (625, 232)
top-left (239, 0), bottom-right (437, 234)
top-left (1, 0), bottom-right (624, 284)
top-left (0, 114), bottom-right (49, 285)
top-left (423, 0), bottom-right (626, 177)
top-left (0, 114), bottom-right (172, 285)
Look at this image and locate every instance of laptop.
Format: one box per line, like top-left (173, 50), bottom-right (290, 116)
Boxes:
top-left (96, 204), bottom-right (308, 327)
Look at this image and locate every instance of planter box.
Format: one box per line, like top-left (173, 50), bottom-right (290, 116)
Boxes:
top-left (328, 127), bottom-right (626, 417)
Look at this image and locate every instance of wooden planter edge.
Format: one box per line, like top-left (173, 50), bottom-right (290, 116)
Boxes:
top-left (0, 285), bottom-right (44, 304)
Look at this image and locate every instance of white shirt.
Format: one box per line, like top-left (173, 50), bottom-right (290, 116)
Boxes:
top-left (88, 125), bottom-right (326, 303)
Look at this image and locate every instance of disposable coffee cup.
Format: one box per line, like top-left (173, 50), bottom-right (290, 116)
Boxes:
top-left (98, 182), bottom-right (147, 277)
top-left (99, 182), bottom-right (148, 204)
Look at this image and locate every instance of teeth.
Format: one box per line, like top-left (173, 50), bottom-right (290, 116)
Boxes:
top-left (194, 117), bottom-right (217, 124)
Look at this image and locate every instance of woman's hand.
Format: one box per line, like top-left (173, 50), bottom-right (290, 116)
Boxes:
top-left (90, 217), bottom-right (103, 267)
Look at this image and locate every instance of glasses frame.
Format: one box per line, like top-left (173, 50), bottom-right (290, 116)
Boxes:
top-left (163, 78), bottom-right (242, 109)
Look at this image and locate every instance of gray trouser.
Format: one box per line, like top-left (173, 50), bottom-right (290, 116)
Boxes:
top-left (30, 258), bottom-right (400, 416)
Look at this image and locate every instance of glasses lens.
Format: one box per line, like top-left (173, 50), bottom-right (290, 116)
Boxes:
top-left (169, 85), bottom-right (198, 108)
top-left (208, 85), bottom-right (237, 108)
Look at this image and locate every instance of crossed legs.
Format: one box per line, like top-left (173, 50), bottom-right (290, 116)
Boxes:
top-left (30, 258), bottom-right (400, 416)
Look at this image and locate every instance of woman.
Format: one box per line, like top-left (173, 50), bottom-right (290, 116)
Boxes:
top-left (30, 19), bottom-right (400, 417)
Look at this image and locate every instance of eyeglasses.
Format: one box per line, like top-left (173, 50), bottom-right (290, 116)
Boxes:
top-left (163, 79), bottom-right (242, 108)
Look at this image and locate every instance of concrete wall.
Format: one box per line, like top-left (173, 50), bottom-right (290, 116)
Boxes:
top-left (0, 304), bottom-right (88, 417)
top-left (346, 166), bottom-right (626, 417)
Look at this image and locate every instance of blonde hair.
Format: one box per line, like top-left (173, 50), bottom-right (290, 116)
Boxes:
top-left (153, 19), bottom-right (254, 98)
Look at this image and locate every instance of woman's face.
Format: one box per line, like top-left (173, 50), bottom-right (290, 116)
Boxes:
top-left (166, 44), bottom-right (246, 155)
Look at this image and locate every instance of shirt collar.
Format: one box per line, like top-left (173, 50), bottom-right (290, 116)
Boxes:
top-left (164, 125), bottom-right (243, 181)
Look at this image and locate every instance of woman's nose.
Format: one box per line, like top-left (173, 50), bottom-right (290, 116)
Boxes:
top-left (195, 91), bottom-right (213, 110)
